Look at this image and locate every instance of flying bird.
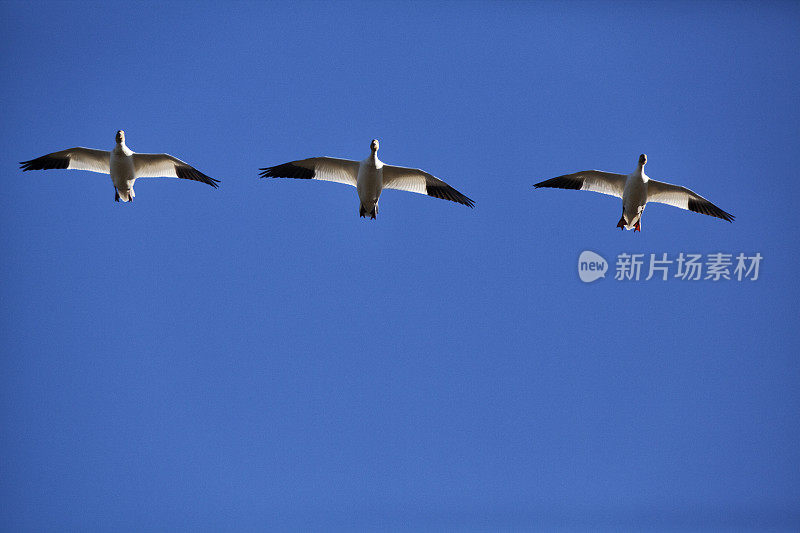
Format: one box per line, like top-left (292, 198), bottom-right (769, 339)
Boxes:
top-left (20, 130), bottom-right (219, 202)
top-left (259, 139), bottom-right (474, 218)
top-left (534, 154), bottom-right (734, 231)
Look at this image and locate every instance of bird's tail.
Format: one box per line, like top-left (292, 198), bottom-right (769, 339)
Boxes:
top-left (359, 204), bottom-right (377, 219)
top-left (116, 189), bottom-right (133, 202)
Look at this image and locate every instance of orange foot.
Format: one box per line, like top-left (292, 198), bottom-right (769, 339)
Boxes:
top-left (634, 221), bottom-right (641, 232)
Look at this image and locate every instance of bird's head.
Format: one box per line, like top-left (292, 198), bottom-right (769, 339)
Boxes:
top-left (116, 130), bottom-right (126, 144)
top-left (370, 139), bottom-right (379, 152)
top-left (639, 153), bottom-right (647, 166)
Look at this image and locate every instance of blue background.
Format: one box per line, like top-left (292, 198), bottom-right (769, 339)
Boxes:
top-left (1, 1), bottom-right (798, 530)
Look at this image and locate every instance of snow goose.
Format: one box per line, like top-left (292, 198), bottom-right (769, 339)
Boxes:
top-left (259, 139), bottom-right (474, 218)
top-left (20, 130), bottom-right (219, 202)
top-left (534, 154), bottom-right (734, 231)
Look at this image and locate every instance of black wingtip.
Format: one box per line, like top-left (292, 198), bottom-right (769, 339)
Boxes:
top-left (534, 176), bottom-right (583, 190)
top-left (19, 155), bottom-right (70, 172)
top-left (688, 197), bottom-right (735, 223)
top-left (425, 182), bottom-right (475, 208)
top-left (201, 175), bottom-right (221, 189)
top-left (175, 165), bottom-right (220, 188)
top-left (259, 162), bottom-right (315, 180)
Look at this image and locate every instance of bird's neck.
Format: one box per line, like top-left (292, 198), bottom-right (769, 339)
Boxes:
top-left (114, 142), bottom-right (131, 155)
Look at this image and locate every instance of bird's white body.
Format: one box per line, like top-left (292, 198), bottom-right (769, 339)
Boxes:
top-left (620, 164), bottom-right (648, 230)
top-left (534, 154), bottom-right (734, 231)
top-left (110, 140), bottom-right (136, 201)
top-left (356, 148), bottom-right (384, 217)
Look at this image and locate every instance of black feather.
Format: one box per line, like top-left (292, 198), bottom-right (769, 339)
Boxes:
top-left (534, 175), bottom-right (584, 190)
top-left (20, 154), bottom-right (70, 171)
top-left (688, 198), bottom-right (734, 222)
top-left (176, 165), bottom-right (220, 188)
top-left (426, 182), bottom-right (475, 208)
top-left (259, 162), bottom-right (315, 180)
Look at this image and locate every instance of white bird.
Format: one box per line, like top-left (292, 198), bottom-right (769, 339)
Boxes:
top-left (534, 154), bottom-right (734, 231)
top-left (259, 139), bottom-right (474, 218)
top-left (20, 130), bottom-right (219, 202)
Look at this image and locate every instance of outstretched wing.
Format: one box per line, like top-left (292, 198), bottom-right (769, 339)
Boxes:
top-left (382, 165), bottom-right (474, 207)
top-left (133, 153), bottom-right (219, 188)
top-left (20, 147), bottom-right (110, 174)
top-left (534, 170), bottom-right (627, 199)
top-left (259, 157), bottom-right (359, 187)
top-left (647, 179), bottom-right (734, 222)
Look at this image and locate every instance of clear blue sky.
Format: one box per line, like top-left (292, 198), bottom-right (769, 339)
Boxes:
top-left (1, 1), bottom-right (798, 530)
